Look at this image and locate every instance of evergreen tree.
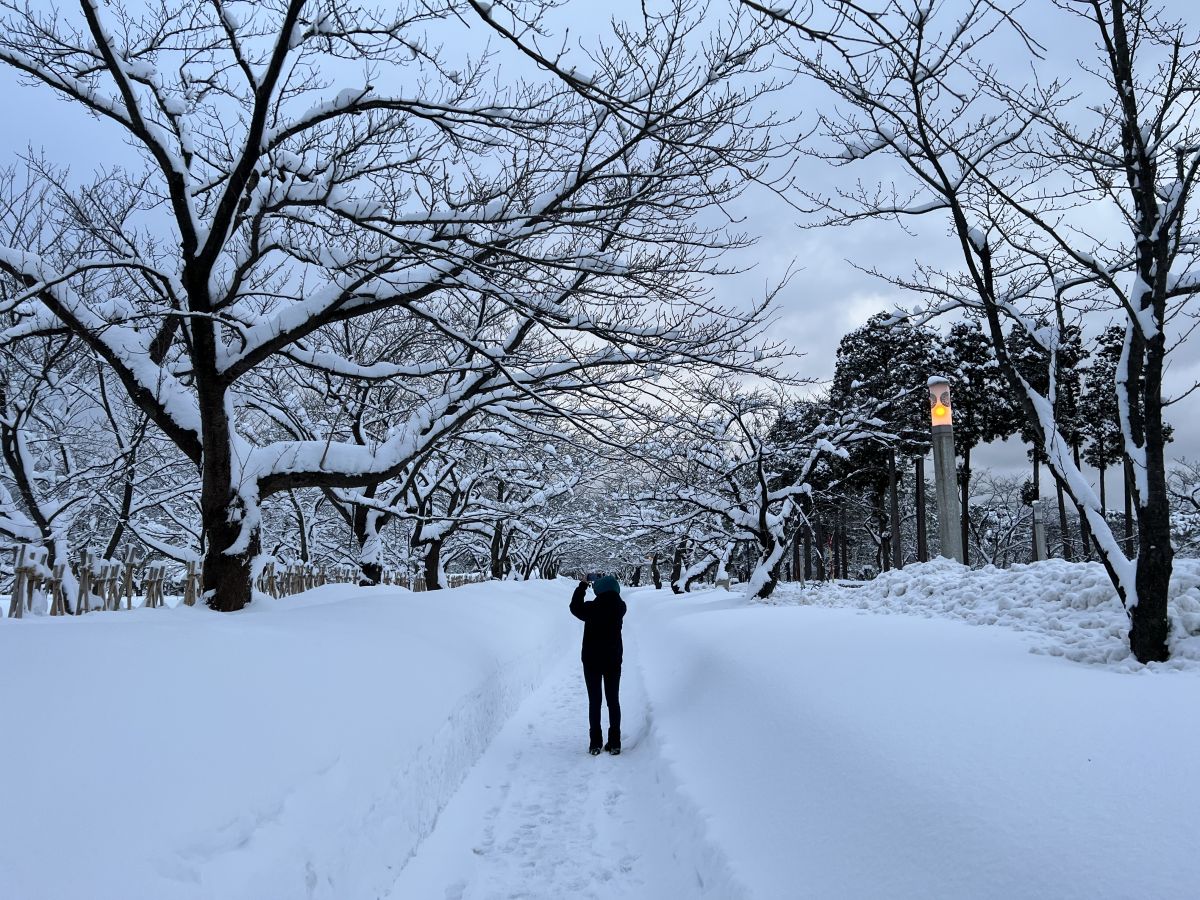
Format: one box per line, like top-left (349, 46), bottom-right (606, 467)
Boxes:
top-left (945, 318), bottom-right (1020, 565)
top-left (831, 313), bottom-right (944, 569)
top-left (1005, 323), bottom-right (1050, 505)
top-left (1080, 326), bottom-right (1125, 517)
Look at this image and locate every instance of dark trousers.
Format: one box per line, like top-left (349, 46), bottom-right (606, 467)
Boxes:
top-left (583, 660), bottom-right (621, 748)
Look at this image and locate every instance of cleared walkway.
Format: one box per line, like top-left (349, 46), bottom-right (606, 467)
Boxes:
top-left (387, 629), bottom-right (744, 900)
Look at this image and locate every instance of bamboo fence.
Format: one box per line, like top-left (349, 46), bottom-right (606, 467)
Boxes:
top-left (4, 547), bottom-right (485, 618)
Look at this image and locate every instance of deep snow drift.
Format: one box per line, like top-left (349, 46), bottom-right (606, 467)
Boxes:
top-left (633, 580), bottom-right (1200, 899)
top-left (3, 566), bottom-right (1199, 900)
top-left (771, 556), bottom-right (1200, 669)
top-left (0, 580), bottom-right (573, 900)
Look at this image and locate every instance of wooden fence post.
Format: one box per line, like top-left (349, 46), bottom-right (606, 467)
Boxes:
top-left (121, 545), bottom-right (137, 610)
top-left (49, 562), bottom-right (68, 616)
top-left (75, 549), bottom-right (92, 614)
top-left (183, 561), bottom-right (198, 607)
top-left (8, 545), bottom-right (27, 619)
top-left (24, 546), bottom-right (47, 615)
top-left (104, 562), bottom-right (121, 612)
top-left (144, 563), bottom-right (164, 609)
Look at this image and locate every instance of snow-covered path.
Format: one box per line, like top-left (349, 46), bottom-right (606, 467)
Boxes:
top-left (387, 629), bottom-right (744, 900)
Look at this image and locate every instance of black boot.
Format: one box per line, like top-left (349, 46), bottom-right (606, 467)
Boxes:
top-left (604, 728), bottom-right (621, 755)
top-left (589, 727), bottom-right (603, 756)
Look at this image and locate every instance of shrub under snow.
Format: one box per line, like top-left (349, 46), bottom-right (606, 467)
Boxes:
top-left (772, 557), bottom-right (1200, 671)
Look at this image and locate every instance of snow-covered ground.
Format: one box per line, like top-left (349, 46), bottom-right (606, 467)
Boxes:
top-left (634, 577), bottom-right (1200, 899)
top-left (0, 580), bottom-right (572, 900)
top-left (4, 566), bottom-right (1199, 899)
top-left (770, 556), bottom-right (1200, 669)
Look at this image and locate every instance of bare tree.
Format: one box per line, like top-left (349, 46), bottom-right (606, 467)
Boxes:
top-left (629, 379), bottom-right (886, 599)
top-left (753, 0), bottom-right (1200, 662)
top-left (0, 0), bottom-right (784, 609)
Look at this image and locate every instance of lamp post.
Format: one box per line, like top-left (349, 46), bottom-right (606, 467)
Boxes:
top-left (928, 376), bottom-right (965, 564)
top-left (1031, 500), bottom-right (1048, 562)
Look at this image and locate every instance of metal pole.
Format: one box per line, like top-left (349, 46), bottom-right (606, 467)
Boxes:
top-left (929, 377), bottom-right (965, 564)
top-left (1031, 500), bottom-right (1048, 562)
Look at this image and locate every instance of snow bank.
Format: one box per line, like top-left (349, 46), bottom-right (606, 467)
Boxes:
top-left (0, 580), bottom-right (573, 900)
top-left (634, 585), bottom-right (1200, 900)
top-left (770, 557), bottom-right (1200, 671)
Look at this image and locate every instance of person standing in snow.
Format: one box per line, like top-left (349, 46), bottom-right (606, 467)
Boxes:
top-left (570, 575), bottom-right (627, 756)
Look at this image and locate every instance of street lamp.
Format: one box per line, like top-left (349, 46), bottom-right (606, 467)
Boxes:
top-left (1031, 500), bottom-right (1048, 561)
top-left (928, 376), bottom-right (965, 563)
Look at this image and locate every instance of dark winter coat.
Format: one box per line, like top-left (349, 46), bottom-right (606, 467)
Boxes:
top-left (570, 581), bottom-right (627, 665)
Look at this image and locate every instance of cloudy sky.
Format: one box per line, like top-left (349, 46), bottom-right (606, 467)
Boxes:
top-left (1, 0), bottom-right (1197, 499)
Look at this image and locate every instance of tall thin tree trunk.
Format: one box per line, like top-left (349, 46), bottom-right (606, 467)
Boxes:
top-left (1056, 476), bottom-right (1072, 561)
top-left (814, 518), bottom-right (827, 581)
top-left (876, 487), bottom-right (889, 571)
top-left (803, 521), bottom-right (813, 581)
top-left (840, 509), bottom-right (850, 578)
top-left (289, 491), bottom-right (310, 564)
top-left (889, 450), bottom-right (903, 569)
top-left (960, 447), bottom-right (971, 567)
top-left (915, 456), bottom-right (928, 562)
top-left (1123, 457), bottom-right (1135, 555)
top-left (1073, 445), bottom-right (1092, 559)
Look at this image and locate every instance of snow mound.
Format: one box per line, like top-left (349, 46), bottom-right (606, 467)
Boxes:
top-left (0, 579), bottom-right (573, 900)
top-left (772, 557), bottom-right (1200, 671)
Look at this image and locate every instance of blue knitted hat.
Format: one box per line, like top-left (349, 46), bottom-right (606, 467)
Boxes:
top-left (593, 574), bottom-right (621, 596)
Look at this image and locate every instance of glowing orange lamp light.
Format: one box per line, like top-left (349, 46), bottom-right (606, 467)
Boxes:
top-left (928, 377), bottom-right (953, 428)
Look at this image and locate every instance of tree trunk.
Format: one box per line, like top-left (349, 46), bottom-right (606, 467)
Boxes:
top-left (814, 518), bottom-right (827, 581)
top-left (1129, 476), bottom-right (1171, 657)
top-left (489, 523), bottom-right (505, 579)
top-left (424, 539), bottom-right (444, 590)
top-left (1055, 476), bottom-right (1072, 561)
top-left (670, 541), bottom-right (686, 594)
top-left (202, 502), bottom-right (257, 610)
top-left (889, 449), bottom-right (903, 569)
top-left (289, 491), bottom-right (310, 564)
top-left (650, 552), bottom-right (662, 589)
top-left (1073, 445), bottom-right (1092, 560)
top-left (790, 528), bottom-right (800, 581)
top-left (1123, 457), bottom-right (1135, 555)
top-left (915, 456), bottom-right (928, 562)
top-left (1098, 463), bottom-right (1107, 517)
top-left (686, 557), bottom-right (719, 592)
top-left (876, 485), bottom-right (889, 571)
top-left (1128, 323), bottom-right (1172, 662)
top-left (200, 447), bottom-right (256, 611)
top-left (102, 455), bottom-right (137, 561)
top-left (754, 543), bottom-right (784, 600)
top-left (352, 492), bottom-right (385, 585)
top-left (803, 522), bottom-right (813, 581)
top-left (839, 510), bottom-right (849, 578)
top-left (959, 447), bottom-right (971, 567)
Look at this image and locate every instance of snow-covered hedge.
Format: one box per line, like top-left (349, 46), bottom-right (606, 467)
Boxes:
top-left (772, 557), bottom-right (1200, 670)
